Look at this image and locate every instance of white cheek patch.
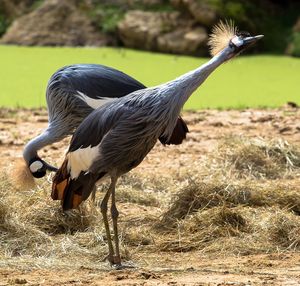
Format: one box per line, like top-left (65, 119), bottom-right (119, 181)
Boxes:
top-left (29, 161), bottom-right (43, 173)
top-left (231, 36), bottom-right (243, 47)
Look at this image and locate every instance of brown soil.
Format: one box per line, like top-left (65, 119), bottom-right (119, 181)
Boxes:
top-left (1, 253), bottom-right (300, 285)
top-left (0, 107), bottom-right (300, 285)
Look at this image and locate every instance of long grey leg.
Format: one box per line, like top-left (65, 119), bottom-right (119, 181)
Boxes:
top-left (100, 179), bottom-right (115, 264)
top-left (110, 176), bottom-right (121, 266)
top-left (91, 185), bottom-right (97, 204)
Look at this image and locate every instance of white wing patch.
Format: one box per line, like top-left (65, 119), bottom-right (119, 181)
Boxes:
top-left (67, 144), bottom-right (100, 179)
top-left (76, 91), bottom-right (115, 109)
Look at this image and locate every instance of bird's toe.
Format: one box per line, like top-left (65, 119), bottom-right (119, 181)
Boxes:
top-left (111, 262), bottom-right (136, 270)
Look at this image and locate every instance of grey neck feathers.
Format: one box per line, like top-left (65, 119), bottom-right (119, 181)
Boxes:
top-left (159, 47), bottom-right (231, 139)
top-left (23, 126), bottom-right (62, 164)
top-left (163, 47), bottom-right (231, 108)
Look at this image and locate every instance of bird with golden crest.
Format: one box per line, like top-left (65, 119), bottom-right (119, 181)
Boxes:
top-left (208, 20), bottom-right (262, 57)
top-left (11, 20), bottom-right (262, 197)
top-left (51, 20), bottom-right (263, 268)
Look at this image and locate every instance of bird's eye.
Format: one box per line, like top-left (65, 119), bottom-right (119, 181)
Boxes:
top-left (237, 31), bottom-right (251, 38)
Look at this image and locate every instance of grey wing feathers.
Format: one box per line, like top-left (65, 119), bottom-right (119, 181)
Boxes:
top-left (89, 118), bottom-right (157, 175)
top-left (47, 64), bottom-right (146, 100)
top-left (68, 101), bottom-right (131, 152)
top-left (46, 64), bottom-right (189, 147)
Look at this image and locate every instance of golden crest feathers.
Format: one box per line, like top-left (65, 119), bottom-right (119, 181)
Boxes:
top-left (208, 20), bottom-right (237, 57)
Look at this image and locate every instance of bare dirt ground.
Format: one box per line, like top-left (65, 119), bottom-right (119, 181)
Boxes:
top-left (0, 107), bottom-right (300, 285)
top-left (1, 253), bottom-right (300, 285)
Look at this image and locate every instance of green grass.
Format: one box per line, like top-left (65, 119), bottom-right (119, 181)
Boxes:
top-left (0, 45), bottom-right (299, 109)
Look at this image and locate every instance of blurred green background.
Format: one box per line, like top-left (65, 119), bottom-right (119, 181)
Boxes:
top-left (0, 0), bottom-right (299, 109)
top-left (0, 46), bottom-right (299, 109)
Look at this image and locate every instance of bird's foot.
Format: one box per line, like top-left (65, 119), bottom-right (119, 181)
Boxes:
top-left (110, 255), bottom-right (135, 270)
top-left (103, 254), bottom-right (135, 269)
top-left (111, 261), bottom-right (136, 270)
top-left (104, 254), bottom-right (120, 265)
top-left (112, 255), bottom-right (121, 265)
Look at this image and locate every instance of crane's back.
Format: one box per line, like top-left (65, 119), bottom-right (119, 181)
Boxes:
top-left (68, 86), bottom-right (183, 176)
top-left (45, 64), bottom-right (146, 136)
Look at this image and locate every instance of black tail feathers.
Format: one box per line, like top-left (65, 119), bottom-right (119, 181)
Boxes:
top-left (61, 172), bottom-right (98, 210)
top-left (52, 158), bottom-right (105, 211)
top-left (159, 116), bottom-right (189, 145)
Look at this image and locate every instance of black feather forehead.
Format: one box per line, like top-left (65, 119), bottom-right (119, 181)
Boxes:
top-left (208, 20), bottom-right (238, 56)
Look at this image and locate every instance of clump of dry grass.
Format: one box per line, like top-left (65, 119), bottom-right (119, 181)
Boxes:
top-left (212, 206), bottom-right (247, 229)
top-left (212, 137), bottom-right (300, 179)
top-left (116, 187), bottom-right (160, 207)
top-left (118, 172), bottom-right (172, 195)
top-left (0, 171), bottom-right (163, 267)
top-left (261, 182), bottom-right (300, 215)
top-left (96, 172), bottom-right (167, 207)
top-left (157, 179), bottom-right (300, 228)
top-left (156, 205), bottom-right (300, 254)
top-left (26, 200), bottom-right (99, 235)
top-left (122, 226), bottom-right (155, 247)
top-left (156, 181), bottom-right (253, 228)
top-left (0, 174), bottom-right (108, 262)
top-left (0, 178), bottom-right (51, 256)
top-left (269, 211), bottom-right (300, 249)
top-left (157, 206), bottom-right (250, 252)
top-left (154, 176), bottom-right (300, 254)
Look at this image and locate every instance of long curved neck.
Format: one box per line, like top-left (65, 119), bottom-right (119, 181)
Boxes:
top-left (164, 47), bottom-right (231, 107)
top-left (23, 127), bottom-right (61, 164)
top-left (159, 47), bottom-right (231, 139)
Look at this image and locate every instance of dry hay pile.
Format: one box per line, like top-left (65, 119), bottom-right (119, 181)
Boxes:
top-left (208, 137), bottom-right (300, 179)
top-left (0, 135), bottom-right (300, 268)
top-left (0, 172), bottom-right (161, 269)
top-left (0, 176), bottom-right (108, 267)
top-left (154, 180), bottom-right (300, 254)
top-left (151, 137), bottom-right (300, 254)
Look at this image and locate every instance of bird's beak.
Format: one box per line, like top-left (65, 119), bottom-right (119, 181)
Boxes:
top-left (44, 161), bottom-right (58, 172)
top-left (243, 35), bottom-right (264, 45)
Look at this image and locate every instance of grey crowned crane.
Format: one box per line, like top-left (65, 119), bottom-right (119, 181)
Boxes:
top-left (52, 21), bottom-right (263, 267)
top-left (22, 64), bottom-right (188, 180)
